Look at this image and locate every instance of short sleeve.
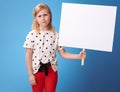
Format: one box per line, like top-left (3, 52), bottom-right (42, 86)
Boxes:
top-left (57, 45), bottom-right (64, 51)
top-left (56, 32), bottom-right (64, 51)
top-left (23, 31), bottom-right (35, 49)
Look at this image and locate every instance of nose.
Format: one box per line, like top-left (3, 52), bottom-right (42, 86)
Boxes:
top-left (41, 15), bottom-right (45, 20)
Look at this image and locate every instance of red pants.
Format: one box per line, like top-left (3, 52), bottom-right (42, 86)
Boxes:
top-left (32, 66), bottom-right (58, 92)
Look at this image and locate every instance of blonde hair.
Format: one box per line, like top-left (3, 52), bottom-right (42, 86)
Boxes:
top-left (32, 3), bottom-right (55, 34)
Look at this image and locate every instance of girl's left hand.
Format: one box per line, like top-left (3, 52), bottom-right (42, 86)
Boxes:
top-left (79, 50), bottom-right (86, 60)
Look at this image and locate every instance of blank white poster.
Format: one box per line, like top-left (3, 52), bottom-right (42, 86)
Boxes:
top-left (58, 3), bottom-right (117, 52)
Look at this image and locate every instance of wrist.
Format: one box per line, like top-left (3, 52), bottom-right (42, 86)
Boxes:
top-left (77, 54), bottom-right (82, 60)
top-left (28, 72), bottom-right (34, 77)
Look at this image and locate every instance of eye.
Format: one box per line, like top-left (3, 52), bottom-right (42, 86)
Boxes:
top-left (44, 14), bottom-right (48, 16)
top-left (38, 15), bottom-right (41, 17)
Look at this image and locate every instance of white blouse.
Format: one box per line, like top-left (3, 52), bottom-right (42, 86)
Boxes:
top-left (23, 30), bottom-right (63, 74)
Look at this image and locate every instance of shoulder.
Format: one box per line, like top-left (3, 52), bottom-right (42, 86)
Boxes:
top-left (54, 31), bottom-right (58, 34)
top-left (28, 30), bottom-right (36, 35)
top-left (54, 31), bottom-right (59, 37)
top-left (48, 31), bottom-right (59, 38)
top-left (25, 30), bottom-right (37, 40)
top-left (27, 30), bottom-right (37, 37)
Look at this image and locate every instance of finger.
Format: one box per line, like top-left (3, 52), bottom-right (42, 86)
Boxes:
top-left (82, 52), bottom-right (86, 55)
top-left (81, 52), bottom-right (86, 58)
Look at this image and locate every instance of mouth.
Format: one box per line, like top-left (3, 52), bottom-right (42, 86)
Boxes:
top-left (42, 21), bottom-right (46, 23)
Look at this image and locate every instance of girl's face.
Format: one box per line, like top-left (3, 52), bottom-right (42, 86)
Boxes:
top-left (35, 9), bottom-right (51, 30)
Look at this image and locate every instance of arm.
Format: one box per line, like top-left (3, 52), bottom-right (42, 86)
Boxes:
top-left (26, 48), bottom-right (36, 85)
top-left (26, 48), bottom-right (33, 76)
top-left (58, 48), bottom-right (86, 60)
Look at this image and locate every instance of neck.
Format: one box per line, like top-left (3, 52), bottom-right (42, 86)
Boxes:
top-left (40, 26), bottom-right (49, 31)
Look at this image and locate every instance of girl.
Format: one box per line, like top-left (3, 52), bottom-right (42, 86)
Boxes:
top-left (23, 3), bottom-right (86, 92)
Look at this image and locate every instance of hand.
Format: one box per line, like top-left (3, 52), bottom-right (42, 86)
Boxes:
top-left (29, 74), bottom-right (37, 85)
top-left (79, 50), bottom-right (86, 60)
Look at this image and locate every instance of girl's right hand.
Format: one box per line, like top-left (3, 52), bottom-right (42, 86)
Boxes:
top-left (29, 74), bottom-right (37, 85)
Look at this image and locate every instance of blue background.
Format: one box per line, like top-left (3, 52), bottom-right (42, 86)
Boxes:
top-left (0, 0), bottom-right (120, 92)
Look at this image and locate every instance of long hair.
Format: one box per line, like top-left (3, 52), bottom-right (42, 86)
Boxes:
top-left (32, 3), bottom-right (55, 34)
